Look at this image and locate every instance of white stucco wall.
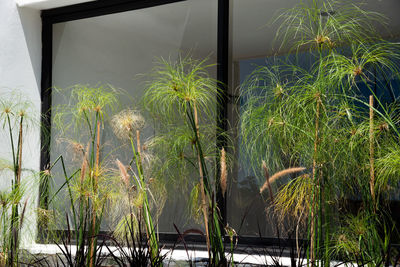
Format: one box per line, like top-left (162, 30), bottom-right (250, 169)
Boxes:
top-left (0, 0), bottom-right (41, 245)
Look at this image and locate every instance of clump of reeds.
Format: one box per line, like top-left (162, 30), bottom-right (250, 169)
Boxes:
top-left (0, 91), bottom-right (38, 267)
top-left (144, 55), bottom-right (229, 266)
top-left (111, 108), bottom-right (163, 265)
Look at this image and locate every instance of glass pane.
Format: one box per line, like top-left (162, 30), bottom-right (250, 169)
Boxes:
top-left (50, 0), bottom-right (217, 233)
top-left (228, 0), bottom-right (400, 238)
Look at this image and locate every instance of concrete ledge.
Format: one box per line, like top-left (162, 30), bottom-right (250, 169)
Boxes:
top-left (24, 243), bottom-right (299, 266)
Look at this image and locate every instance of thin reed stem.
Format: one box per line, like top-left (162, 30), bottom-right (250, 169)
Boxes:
top-left (193, 102), bottom-right (211, 255)
top-left (89, 112), bottom-right (101, 267)
top-left (369, 95), bottom-right (376, 211)
top-left (310, 96), bottom-right (321, 266)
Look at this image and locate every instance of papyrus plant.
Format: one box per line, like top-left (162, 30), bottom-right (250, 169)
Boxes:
top-left (144, 55), bottom-right (228, 266)
top-left (0, 92), bottom-right (36, 267)
top-left (112, 108), bottom-right (164, 266)
top-left (241, 0), bottom-right (400, 265)
top-left (50, 84), bottom-right (118, 267)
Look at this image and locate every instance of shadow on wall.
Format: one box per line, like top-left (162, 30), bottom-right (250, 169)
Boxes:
top-left (17, 6), bottom-right (41, 94)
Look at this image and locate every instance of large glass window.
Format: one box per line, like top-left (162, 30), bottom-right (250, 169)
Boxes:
top-left (228, 0), bottom-right (400, 239)
top-left (45, 0), bottom-right (400, 246)
top-left (50, 0), bottom-right (217, 233)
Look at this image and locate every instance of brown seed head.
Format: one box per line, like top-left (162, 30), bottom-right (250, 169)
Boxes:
top-left (379, 123), bottom-right (389, 132)
top-left (116, 159), bottom-right (130, 188)
top-left (260, 167), bottom-right (306, 194)
top-left (353, 66), bottom-right (363, 76)
top-left (220, 148), bottom-right (227, 197)
top-left (274, 84), bottom-right (284, 98)
top-left (315, 35), bottom-right (331, 45)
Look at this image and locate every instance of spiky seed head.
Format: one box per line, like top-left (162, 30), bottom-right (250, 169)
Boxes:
top-left (172, 83), bottom-right (179, 91)
top-left (220, 148), bottom-right (227, 197)
top-left (116, 159), bottom-right (130, 188)
top-left (224, 224), bottom-right (237, 244)
top-left (315, 35), bottom-right (331, 45)
top-left (94, 105), bottom-right (102, 112)
top-left (72, 141), bottom-right (84, 154)
top-left (262, 160), bottom-right (269, 179)
top-left (338, 234), bottom-right (347, 243)
top-left (260, 167), bottom-right (306, 193)
top-left (274, 84), bottom-right (284, 98)
top-left (379, 122), bottom-right (389, 132)
top-left (111, 109), bottom-right (145, 140)
top-left (353, 66), bottom-right (363, 76)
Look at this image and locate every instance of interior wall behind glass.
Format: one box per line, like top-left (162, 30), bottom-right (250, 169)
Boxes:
top-left (50, 0), bottom-right (217, 233)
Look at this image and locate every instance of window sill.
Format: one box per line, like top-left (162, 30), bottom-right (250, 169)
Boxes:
top-left (24, 243), bottom-right (296, 266)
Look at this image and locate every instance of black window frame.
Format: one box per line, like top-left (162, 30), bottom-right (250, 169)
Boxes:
top-left (39, 0), bottom-right (293, 248)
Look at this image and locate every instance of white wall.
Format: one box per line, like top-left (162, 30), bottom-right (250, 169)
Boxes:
top-left (0, 0), bottom-right (41, 245)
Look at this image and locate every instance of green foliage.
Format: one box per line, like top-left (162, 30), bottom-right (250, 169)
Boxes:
top-left (45, 84), bottom-right (121, 267)
top-left (274, 0), bottom-right (386, 53)
top-left (144, 55), bottom-right (220, 123)
top-left (52, 84), bottom-right (118, 138)
top-left (144, 55), bottom-right (229, 266)
top-left (0, 91), bottom-right (38, 267)
top-left (111, 107), bottom-right (164, 265)
top-left (241, 0), bottom-right (400, 265)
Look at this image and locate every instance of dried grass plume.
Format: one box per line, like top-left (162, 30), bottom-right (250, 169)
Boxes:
top-left (116, 159), bottom-right (130, 188)
top-left (220, 148), bottom-right (227, 197)
top-left (260, 166), bottom-right (306, 194)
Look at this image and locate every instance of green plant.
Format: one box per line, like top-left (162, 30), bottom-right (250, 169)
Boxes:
top-left (0, 92), bottom-right (37, 267)
top-left (240, 0), bottom-right (400, 265)
top-left (144, 55), bottom-right (229, 266)
top-left (112, 108), bottom-right (165, 266)
top-left (47, 84), bottom-right (119, 267)
top-left (104, 212), bottom-right (166, 267)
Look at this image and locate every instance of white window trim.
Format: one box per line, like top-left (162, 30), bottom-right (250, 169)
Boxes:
top-left (15, 0), bottom-right (95, 9)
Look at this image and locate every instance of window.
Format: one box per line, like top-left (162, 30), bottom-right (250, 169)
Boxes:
top-left (41, 0), bottom-right (220, 237)
top-left (227, 0), bottom-right (400, 239)
top-left (40, 0), bottom-right (400, 247)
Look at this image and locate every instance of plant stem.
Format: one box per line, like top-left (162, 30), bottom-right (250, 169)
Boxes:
top-left (310, 96), bottom-right (321, 266)
top-left (6, 114), bottom-right (16, 182)
top-left (89, 113), bottom-right (101, 267)
top-left (129, 134), bottom-right (160, 265)
top-left (193, 102), bottom-right (211, 256)
top-left (369, 95), bottom-right (376, 212)
top-left (16, 116), bottom-right (23, 185)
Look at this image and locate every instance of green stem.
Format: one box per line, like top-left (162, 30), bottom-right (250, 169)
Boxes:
top-left (6, 114), bottom-right (16, 182)
top-left (186, 102), bottom-right (225, 265)
top-left (129, 137), bottom-right (160, 265)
